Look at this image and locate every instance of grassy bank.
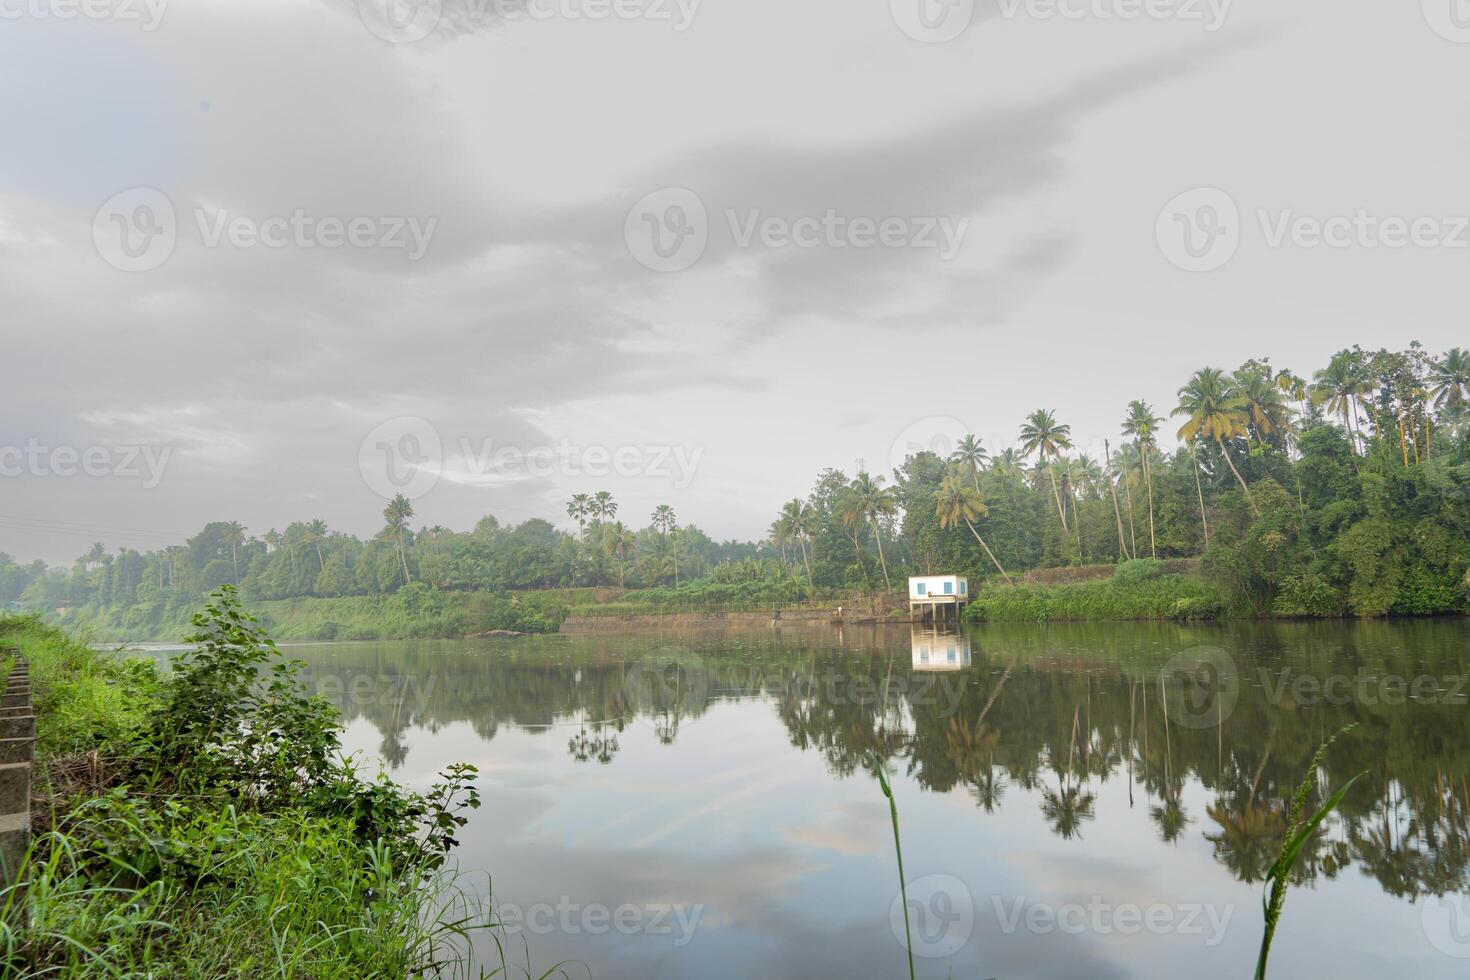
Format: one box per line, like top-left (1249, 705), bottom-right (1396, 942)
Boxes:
top-left (0, 591), bottom-right (494, 976)
top-left (59, 585), bottom-right (585, 643)
top-left (966, 560), bottom-right (1231, 623)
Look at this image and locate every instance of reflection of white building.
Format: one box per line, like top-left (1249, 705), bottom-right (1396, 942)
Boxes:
top-left (911, 630), bottom-right (972, 671)
top-left (908, 575), bottom-right (969, 624)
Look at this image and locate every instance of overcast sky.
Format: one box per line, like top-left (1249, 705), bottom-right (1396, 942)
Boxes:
top-left (2, 0), bottom-right (1467, 564)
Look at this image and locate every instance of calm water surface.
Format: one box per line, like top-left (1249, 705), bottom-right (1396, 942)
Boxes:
top-left (271, 620), bottom-right (1470, 979)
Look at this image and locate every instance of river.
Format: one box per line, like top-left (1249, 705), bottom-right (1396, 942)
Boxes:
top-left (238, 619), bottom-right (1470, 979)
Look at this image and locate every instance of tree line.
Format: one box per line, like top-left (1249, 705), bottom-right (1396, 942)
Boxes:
top-left (3, 343), bottom-right (1467, 620)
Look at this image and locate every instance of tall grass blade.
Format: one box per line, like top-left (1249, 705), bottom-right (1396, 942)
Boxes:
top-left (871, 752), bottom-right (916, 980)
top-left (1253, 725), bottom-right (1364, 980)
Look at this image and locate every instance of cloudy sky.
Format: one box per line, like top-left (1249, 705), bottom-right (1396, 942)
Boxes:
top-left (2, 0), bottom-right (1467, 563)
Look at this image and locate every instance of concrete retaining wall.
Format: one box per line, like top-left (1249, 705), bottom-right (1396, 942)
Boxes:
top-left (0, 649), bottom-right (31, 889)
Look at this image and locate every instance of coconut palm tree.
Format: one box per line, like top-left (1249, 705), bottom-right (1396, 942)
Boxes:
top-left (934, 475), bottom-right (1013, 584)
top-left (382, 494), bottom-right (413, 585)
top-left (1312, 350), bottom-right (1374, 454)
top-left (948, 434), bottom-right (988, 490)
top-left (303, 518), bottom-right (328, 571)
top-left (82, 541), bottom-right (107, 572)
top-left (1018, 409), bottom-right (1073, 533)
top-left (779, 498), bottom-right (815, 589)
top-left (1234, 368), bottom-right (1293, 449)
top-left (1428, 347), bottom-right (1470, 416)
top-left (851, 472), bottom-right (897, 591)
top-left (1122, 400), bottom-right (1162, 557)
top-left (1174, 368), bottom-right (1255, 508)
top-left (600, 520), bottom-right (635, 587)
top-left (567, 494), bottom-right (591, 540)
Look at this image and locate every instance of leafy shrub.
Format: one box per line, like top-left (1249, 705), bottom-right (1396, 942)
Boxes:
top-left (1112, 558), bottom-right (1165, 586)
top-left (1, 589), bottom-right (489, 976)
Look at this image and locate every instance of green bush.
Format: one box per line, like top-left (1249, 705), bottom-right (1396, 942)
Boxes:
top-left (0, 589), bottom-right (491, 977)
top-left (1111, 558), bottom-right (1165, 585)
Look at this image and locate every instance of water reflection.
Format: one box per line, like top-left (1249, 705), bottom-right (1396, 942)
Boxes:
top-left (299, 619), bottom-right (1470, 902)
top-left (910, 628), bottom-right (971, 671)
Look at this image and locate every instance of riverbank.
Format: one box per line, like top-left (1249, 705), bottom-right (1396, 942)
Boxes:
top-left (49, 557), bottom-right (1466, 643)
top-left (0, 593), bottom-right (492, 976)
top-left (55, 586), bottom-right (579, 643)
top-left (965, 570), bottom-right (1231, 623)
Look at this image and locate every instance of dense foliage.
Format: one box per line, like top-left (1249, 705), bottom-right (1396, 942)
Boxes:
top-left (4, 344), bottom-right (1467, 625)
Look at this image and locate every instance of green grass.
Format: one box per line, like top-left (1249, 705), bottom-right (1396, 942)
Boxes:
top-left (965, 572), bottom-right (1231, 623)
top-left (59, 587), bottom-right (578, 643)
top-left (0, 606), bottom-right (522, 978)
top-left (0, 614), bottom-right (159, 757)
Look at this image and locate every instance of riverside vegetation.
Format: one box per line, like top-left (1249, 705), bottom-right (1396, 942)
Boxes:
top-left (3, 344), bottom-right (1467, 636)
top-left (0, 588), bottom-right (502, 978)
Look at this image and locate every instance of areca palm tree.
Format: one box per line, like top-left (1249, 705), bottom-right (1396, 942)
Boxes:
top-left (651, 504), bottom-right (678, 585)
top-left (934, 475), bottom-right (1013, 584)
top-left (591, 490), bottom-right (616, 523)
top-left (223, 521), bottom-right (246, 583)
top-left (1312, 350), bottom-right (1374, 454)
top-left (1429, 347), bottom-right (1470, 416)
top-left (1122, 400), bottom-right (1162, 558)
top-left (1018, 409), bottom-right (1073, 533)
top-left (567, 494), bottom-right (591, 540)
top-left (382, 494), bottom-right (413, 585)
top-left (835, 487), bottom-right (873, 593)
top-left (1174, 368), bottom-right (1255, 508)
top-left (948, 434), bottom-right (988, 490)
top-left (851, 472), bottom-right (897, 591)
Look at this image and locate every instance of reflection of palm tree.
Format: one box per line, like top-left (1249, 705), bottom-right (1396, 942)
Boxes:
top-left (1041, 704), bottom-right (1096, 840)
top-left (569, 721), bottom-right (621, 763)
top-left (1150, 797), bottom-right (1188, 843)
top-left (1205, 800), bottom-right (1287, 882)
top-left (380, 728), bottom-right (409, 770)
top-left (1041, 780), bottom-right (1097, 840)
top-left (654, 707), bottom-right (683, 745)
